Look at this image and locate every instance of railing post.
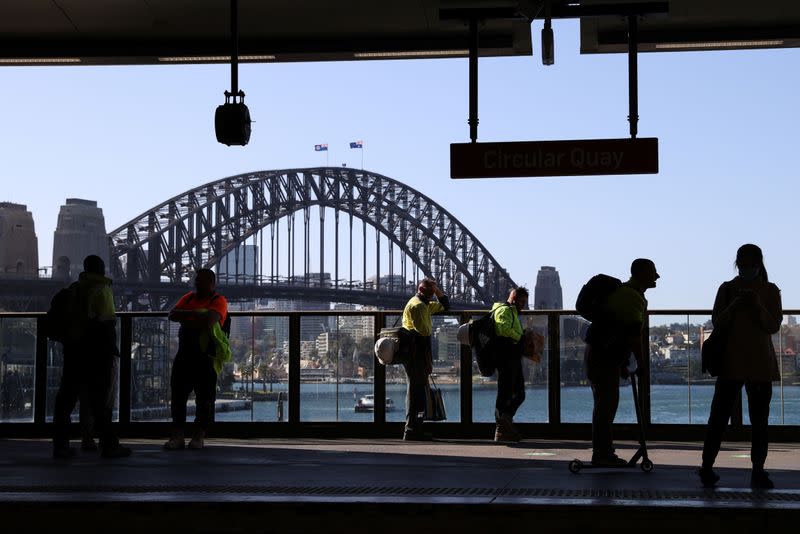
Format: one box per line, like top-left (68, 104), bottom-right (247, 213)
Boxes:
top-left (289, 313), bottom-right (301, 424)
top-left (547, 312), bottom-right (561, 425)
top-left (34, 317), bottom-right (48, 425)
top-left (460, 311), bottom-right (472, 425)
top-left (373, 312), bottom-right (386, 424)
top-left (118, 315), bottom-right (132, 428)
top-left (641, 313), bottom-right (651, 425)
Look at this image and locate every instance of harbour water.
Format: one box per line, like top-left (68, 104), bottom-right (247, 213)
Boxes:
top-left (214, 383), bottom-right (800, 426)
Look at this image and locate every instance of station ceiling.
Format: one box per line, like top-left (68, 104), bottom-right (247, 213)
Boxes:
top-left (0, 1), bottom-right (797, 67)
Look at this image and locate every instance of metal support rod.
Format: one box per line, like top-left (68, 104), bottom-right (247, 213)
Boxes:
top-left (231, 0), bottom-right (239, 96)
top-left (627, 14), bottom-right (639, 139)
top-left (119, 316), bottom-right (133, 427)
top-left (373, 312), bottom-right (386, 424)
top-left (319, 205), bottom-right (325, 288)
top-left (468, 17), bottom-right (479, 143)
top-left (547, 312), bottom-right (561, 424)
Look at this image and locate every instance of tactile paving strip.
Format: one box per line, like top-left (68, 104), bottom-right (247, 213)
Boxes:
top-left (1, 485), bottom-right (798, 503)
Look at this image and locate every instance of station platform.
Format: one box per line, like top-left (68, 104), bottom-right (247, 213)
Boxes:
top-left (1, 437), bottom-right (798, 533)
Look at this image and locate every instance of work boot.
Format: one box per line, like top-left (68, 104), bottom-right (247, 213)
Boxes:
top-left (494, 412), bottom-right (521, 442)
top-left (188, 430), bottom-right (205, 450)
top-left (698, 466), bottom-right (720, 488)
top-left (163, 431), bottom-right (185, 451)
top-left (403, 416), bottom-right (432, 441)
top-left (751, 468), bottom-right (774, 490)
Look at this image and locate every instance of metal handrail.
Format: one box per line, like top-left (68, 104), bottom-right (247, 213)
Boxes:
top-left (1, 308), bottom-right (799, 439)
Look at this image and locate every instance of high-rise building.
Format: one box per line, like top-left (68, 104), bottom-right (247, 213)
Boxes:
top-left (52, 199), bottom-right (108, 281)
top-left (0, 202), bottom-right (39, 278)
top-left (534, 266), bottom-right (563, 310)
top-left (218, 244), bottom-right (259, 284)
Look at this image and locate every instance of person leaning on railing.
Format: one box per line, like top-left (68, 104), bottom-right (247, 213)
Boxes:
top-left (401, 279), bottom-right (449, 441)
top-left (164, 268), bottom-right (229, 451)
top-left (699, 244), bottom-right (782, 489)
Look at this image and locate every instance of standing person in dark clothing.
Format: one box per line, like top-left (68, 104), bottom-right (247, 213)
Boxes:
top-left (491, 287), bottom-right (529, 442)
top-left (52, 255), bottom-right (131, 459)
top-left (401, 279), bottom-right (449, 441)
top-left (164, 268), bottom-right (229, 450)
top-left (699, 244), bottom-right (782, 489)
top-left (585, 258), bottom-right (659, 466)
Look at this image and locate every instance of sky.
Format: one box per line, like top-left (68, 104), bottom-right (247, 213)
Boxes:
top-left (1, 20), bottom-right (799, 310)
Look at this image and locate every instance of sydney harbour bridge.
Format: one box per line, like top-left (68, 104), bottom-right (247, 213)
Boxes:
top-left (3, 167), bottom-right (517, 311)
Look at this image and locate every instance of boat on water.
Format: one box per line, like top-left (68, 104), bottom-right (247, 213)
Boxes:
top-left (354, 394), bottom-right (395, 413)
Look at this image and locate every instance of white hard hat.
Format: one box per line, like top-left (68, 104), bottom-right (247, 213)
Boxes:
top-left (457, 323), bottom-right (471, 346)
top-left (374, 336), bottom-right (397, 365)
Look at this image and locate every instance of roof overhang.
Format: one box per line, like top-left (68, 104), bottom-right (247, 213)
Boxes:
top-left (580, 0), bottom-right (800, 53)
top-left (0, 1), bottom-right (532, 67)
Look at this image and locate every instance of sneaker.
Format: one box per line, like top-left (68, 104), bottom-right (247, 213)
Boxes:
top-left (187, 432), bottom-right (205, 450)
top-left (591, 453), bottom-right (628, 467)
top-left (163, 436), bottom-right (185, 450)
top-left (81, 438), bottom-right (98, 452)
top-left (101, 445), bottom-right (132, 459)
top-left (53, 446), bottom-right (77, 459)
top-left (698, 466), bottom-right (720, 488)
top-left (751, 469), bottom-right (774, 490)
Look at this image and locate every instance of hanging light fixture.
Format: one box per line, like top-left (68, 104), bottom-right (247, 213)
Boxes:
top-left (215, 0), bottom-right (252, 146)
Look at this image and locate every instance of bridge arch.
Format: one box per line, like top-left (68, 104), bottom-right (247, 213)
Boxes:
top-left (108, 168), bottom-right (516, 305)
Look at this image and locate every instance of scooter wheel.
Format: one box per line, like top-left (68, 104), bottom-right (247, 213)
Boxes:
top-left (568, 460), bottom-right (582, 473)
top-left (641, 459), bottom-right (654, 472)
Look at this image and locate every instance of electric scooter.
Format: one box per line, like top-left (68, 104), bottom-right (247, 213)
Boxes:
top-left (568, 371), bottom-right (654, 473)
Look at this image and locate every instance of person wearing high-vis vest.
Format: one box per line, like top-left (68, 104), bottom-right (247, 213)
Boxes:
top-left (491, 287), bottom-right (529, 442)
top-left (401, 279), bottom-right (450, 441)
top-left (164, 268), bottom-right (229, 451)
top-left (52, 255), bottom-right (131, 459)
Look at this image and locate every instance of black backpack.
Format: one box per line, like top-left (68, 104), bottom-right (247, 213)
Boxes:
top-left (575, 274), bottom-right (622, 322)
top-left (44, 283), bottom-right (81, 344)
top-left (470, 303), bottom-right (511, 377)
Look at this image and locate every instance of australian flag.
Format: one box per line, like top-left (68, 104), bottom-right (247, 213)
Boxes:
top-left (349, 140), bottom-right (363, 149)
top-left (315, 144), bottom-right (328, 151)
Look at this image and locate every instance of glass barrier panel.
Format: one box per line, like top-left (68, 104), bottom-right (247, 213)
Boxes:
top-left (0, 317), bottom-right (36, 422)
top-left (649, 314), bottom-right (714, 424)
top-left (742, 314), bottom-right (797, 426)
top-left (131, 316), bottom-right (176, 422)
top-left (299, 315), bottom-right (375, 422)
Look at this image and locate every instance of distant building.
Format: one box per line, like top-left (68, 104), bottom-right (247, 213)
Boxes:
top-left (52, 199), bottom-right (108, 281)
top-left (534, 266), bottom-right (563, 310)
top-left (218, 244), bottom-right (258, 284)
top-left (0, 202), bottom-right (38, 278)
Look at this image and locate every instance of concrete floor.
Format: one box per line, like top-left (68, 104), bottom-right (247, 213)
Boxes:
top-left (1, 438), bottom-right (799, 532)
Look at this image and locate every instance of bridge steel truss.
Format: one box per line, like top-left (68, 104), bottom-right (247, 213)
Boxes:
top-left (108, 167), bottom-right (516, 307)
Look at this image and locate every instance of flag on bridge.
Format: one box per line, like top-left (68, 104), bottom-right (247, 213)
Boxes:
top-left (349, 140), bottom-right (363, 149)
top-left (314, 144), bottom-right (328, 151)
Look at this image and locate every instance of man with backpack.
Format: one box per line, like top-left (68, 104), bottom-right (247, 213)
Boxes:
top-left (164, 268), bottom-right (230, 450)
top-left (580, 258), bottom-right (659, 466)
top-left (401, 278), bottom-right (450, 441)
top-left (52, 255), bottom-right (131, 459)
top-left (491, 287), bottom-right (529, 442)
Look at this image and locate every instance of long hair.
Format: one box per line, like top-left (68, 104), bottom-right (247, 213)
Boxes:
top-left (735, 243), bottom-right (769, 282)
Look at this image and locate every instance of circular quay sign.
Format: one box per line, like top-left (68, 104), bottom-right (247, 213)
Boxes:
top-left (450, 138), bottom-right (658, 178)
